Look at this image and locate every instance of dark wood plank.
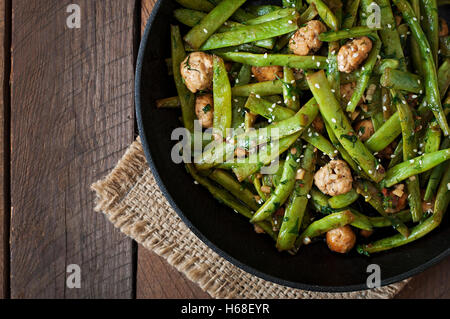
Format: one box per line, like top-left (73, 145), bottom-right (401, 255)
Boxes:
top-left (0, 0), bottom-right (10, 300)
top-left (10, 0), bottom-right (137, 298)
top-left (136, 0), bottom-right (210, 299)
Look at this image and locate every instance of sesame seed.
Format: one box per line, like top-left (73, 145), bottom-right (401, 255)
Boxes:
top-left (307, 194), bottom-right (311, 199)
top-left (315, 83), bottom-right (320, 89)
top-left (203, 28), bottom-right (208, 34)
top-left (194, 181), bottom-right (199, 185)
top-left (387, 24), bottom-right (392, 28)
top-left (264, 53), bottom-right (268, 58)
top-left (288, 20), bottom-right (293, 24)
top-left (256, 94), bottom-right (261, 98)
top-left (331, 89), bottom-right (336, 93)
top-left (331, 118), bottom-right (337, 123)
top-left (317, 62), bottom-right (321, 67)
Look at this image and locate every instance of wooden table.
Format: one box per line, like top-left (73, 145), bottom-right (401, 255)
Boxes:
top-left (0, 0), bottom-right (448, 299)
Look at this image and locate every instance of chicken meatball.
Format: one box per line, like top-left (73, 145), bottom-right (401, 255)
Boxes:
top-left (354, 119), bottom-right (375, 142)
top-left (251, 66), bottom-right (283, 82)
top-left (439, 18), bottom-right (449, 37)
top-left (195, 94), bottom-right (214, 128)
top-left (340, 82), bottom-right (364, 106)
top-left (180, 52), bottom-right (214, 93)
top-left (314, 160), bottom-right (353, 196)
top-left (326, 225), bottom-right (356, 254)
top-left (289, 20), bottom-right (327, 56)
top-left (382, 184), bottom-right (408, 213)
top-left (337, 36), bottom-right (373, 73)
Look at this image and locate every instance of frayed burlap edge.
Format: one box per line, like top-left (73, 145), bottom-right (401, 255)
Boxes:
top-left (91, 137), bottom-right (410, 299)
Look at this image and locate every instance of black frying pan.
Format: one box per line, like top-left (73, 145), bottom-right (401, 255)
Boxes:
top-left (135, 0), bottom-right (450, 292)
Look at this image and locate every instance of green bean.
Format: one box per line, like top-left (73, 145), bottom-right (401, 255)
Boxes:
top-left (397, 23), bottom-right (409, 49)
top-left (301, 129), bottom-right (337, 158)
top-left (253, 175), bottom-right (267, 202)
top-left (156, 96), bottom-right (180, 108)
top-left (184, 0), bottom-right (246, 50)
top-left (346, 34), bottom-right (381, 113)
top-left (354, 179), bottom-right (410, 237)
top-left (251, 142), bottom-right (302, 223)
top-left (232, 133), bottom-right (301, 181)
top-left (218, 52), bottom-right (328, 69)
top-left (424, 137), bottom-right (450, 200)
top-left (328, 189), bottom-right (359, 209)
top-left (363, 0), bottom-right (406, 71)
top-left (382, 148), bottom-right (450, 187)
top-left (368, 210), bottom-right (412, 227)
top-left (423, 121), bottom-right (442, 155)
top-left (186, 163), bottom-right (276, 240)
top-left (244, 8), bottom-right (297, 25)
top-left (365, 111), bottom-right (401, 152)
top-left (248, 5), bottom-right (281, 16)
top-left (171, 25), bottom-right (195, 132)
top-left (244, 94), bottom-right (294, 121)
top-left (319, 27), bottom-right (379, 42)
top-left (277, 143), bottom-right (316, 251)
top-left (348, 209), bottom-right (373, 231)
top-left (282, 0), bottom-right (300, 8)
top-left (380, 68), bottom-right (424, 93)
top-left (440, 36), bottom-right (450, 58)
top-left (420, 0), bottom-right (439, 65)
top-left (305, 0), bottom-right (339, 30)
top-left (213, 56), bottom-right (232, 137)
top-left (358, 161), bottom-right (450, 254)
top-left (174, 9), bottom-right (274, 49)
top-left (200, 14), bottom-right (300, 50)
top-left (438, 59), bottom-right (450, 99)
top-left (410, 0), bottom-right (425, 76)
top-left (195, 98), bottom-right (319, 171)
top-left (210, 169), bottom-right (260, 211)
top-left (394, 0), bottom-right (449, 136)
top-left (293, 210), bottom-right (355, 252)
top-left (327, 40), bottom-right (341, 102)
top-left (340, 59), bottom-right (400, 84)
top-left (175, 0), bottom-right (214, 12)
top-left (310, 187), bottom-right (332, 213)
top-left (342, 0), bottom-right (360, 29)
top-left (307, 70), bottom-right (386, 182)
top-left (388, 139), bottom-right (403, 168)
top-left (393, 89), bottom-right (423, 222)
top-left (283, 67), bottom-right (301, 111)
top-left (232, 80), bottom-right (284, 97)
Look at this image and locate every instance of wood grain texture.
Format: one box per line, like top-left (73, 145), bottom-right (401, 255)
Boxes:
top-left (136, 0), bottom-right (210, 299)
top-left (0, 0), bottom-right (9, 300)
top-left (10, 0), bottom-right (137, 298)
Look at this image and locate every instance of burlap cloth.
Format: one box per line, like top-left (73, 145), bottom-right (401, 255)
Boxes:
top-left (91, 137), bottom-right (410, 299)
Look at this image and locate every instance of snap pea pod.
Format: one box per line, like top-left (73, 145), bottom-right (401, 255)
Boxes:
top-left (186, 163), bottom-right (276, 240)
top-left (365, 111), bottom-right (401, 152)
top-left (368, 210), bottom-right (412, 227)
top-left (358, 161), bottom-right (450, 254)
top-left (382, 148), bottom-right (450, 187)
top-left (328, 189), bottom-right (359, 209)
top-left (293, 210), bottom-right (355, 252)
top-left (348, 209), bottom-right (373, 231)
top-left (380, 68), bottom-right (424, 93)
top-left (156, 96), bottom-right (180, 108)
top-left (307, 70), bottom-right (386, 182)
top-left (393, 89), bottom-right (423, 222)
top-left (341, 0), bottom-right (360, 29)
top-left (213, 56), bottom-right (232, 137)
top-left (200, 14), bottom-right (300, 51)
top-left (420, 0), bottom-right (439, 65)
top-left (184, 0), bottom-right (247, 50)
top-left (301, 129), bottom-right (337, 158)
top-left (277, 143), bottom-right (316, 251)
top-left (354, 180), bottom-right (410, 238)
top-left (438, 59), bottom-right (450, 99)
top-left (210, 169), bottom-right (260, 211)
top-left (253, 175), bottom-right (267, 201)
top-left (305, 0), bottom-right (339, 30)
top-left (424, 137), bottom-right (450, 201)
top-left (195, 98), bottom-right (318, 171)
top-left (283, 67), bottom-right (300, 111)
top-left (232, 80), bottom-right (284, 97)
top-left (394, 0), bottom-right (449, 136)
top-left (251, 142), bottom-right (302, 223)
top-left (174, 9), bottom-right (274, 49)
top-left (319, 26), bottom-right (379, 42)
top-left (309, 187), bottom-right (332, 214)
top-left (346, 34), bottom-right (381, 113)
top-left (218, 52), bottom-right (328, 69)
top-left (244, 94), bottom-right (294, 121)
top-left (363, 0), bottom-right (406, 71)
top-left (171, 25), bottom-right (195, 132)
top-left (244, 7), bottom-right (297, 25)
